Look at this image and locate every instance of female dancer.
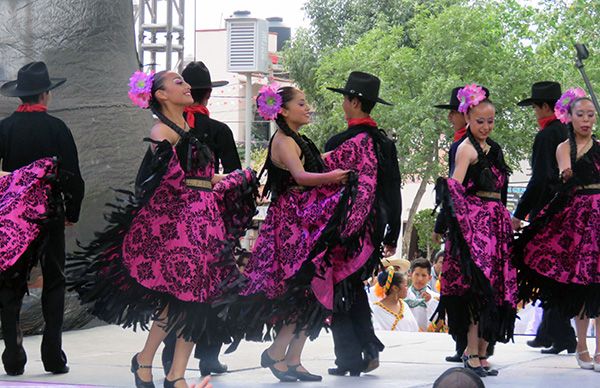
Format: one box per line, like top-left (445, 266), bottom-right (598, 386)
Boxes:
top-left (230, 84), bottom-right (353, 382)
top-left (371, 268), bottom-right (419, 332)
top-left (515, 90), bottom-right (599, 371)
top-left (433, 84), bottom-right (517, 378)
top-left (69, 70), bottom-right (257, 387)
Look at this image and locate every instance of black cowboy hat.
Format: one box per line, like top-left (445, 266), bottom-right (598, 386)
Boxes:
top-left (434, 86), bottom-right (490, 110)
top-left (0, 61), bottom-right (66, 97)
top-left (517, 81), bottom-right (562, 106)
top-left (182, 61), bottom-right (228, 89)
top-left (327, 71), bottom-right (392, 106)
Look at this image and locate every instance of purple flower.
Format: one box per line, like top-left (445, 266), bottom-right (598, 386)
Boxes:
top-left (554, 87), bottom-right (586, 124)
top-left (257, 83), bottom-right (283, 120)
top-left (457, 84), bottom-right (486, 113)
top-left (128, 70), bottom-right (154, 109)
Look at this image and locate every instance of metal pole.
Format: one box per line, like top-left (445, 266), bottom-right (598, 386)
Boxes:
top-left (245, 73), bottom-right (253, 167)
top-left (166, 0), bottom-right (173, 70)
top-left (576, 59), bottom-right (600, 114)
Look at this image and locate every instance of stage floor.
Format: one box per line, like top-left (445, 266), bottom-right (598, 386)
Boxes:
top-left (0, 325), bottom-right (597, 387)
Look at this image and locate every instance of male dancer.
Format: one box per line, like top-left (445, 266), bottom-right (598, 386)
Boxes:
top-left (162, 61), bottom-right (240, 377)
top-left (0, 62), bottom-right (85, 375)
top-left (513, 81), bottom-right (576, 355)
top-left (325, 71), bottom-right (401, 376)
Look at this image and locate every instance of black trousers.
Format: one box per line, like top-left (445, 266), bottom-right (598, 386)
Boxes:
top-left (535, 306), bottom-right (576, 347)
top-left (331, 279), bottom-right (383, 371)
top-left (0, 222), bottom-right (67, 372)
top-left (162, 331), bottom-right (222, 371)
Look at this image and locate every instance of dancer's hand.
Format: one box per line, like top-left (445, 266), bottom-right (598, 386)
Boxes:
top-left (189, 376), bottom-right (212, 388)
top-left (0, 170), bottom-right (10, 177)
top-left (329, 169), bottom-right (350, 184)
top-left (510, 216), bottom-right (522, 231)
top-left (382, 244), bottom-right (396, 257)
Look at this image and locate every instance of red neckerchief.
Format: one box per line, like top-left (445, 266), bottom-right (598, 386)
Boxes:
top-left (347, 116), bottom-right (378, 128)
top-left (16, 104), bottom-right (48, 112)
top-left (453, 126), bottom-right (467, 142)
top-left (537, 114), bottom-right (557, 130)
top-left (184, 105), bottom-right (210, 128)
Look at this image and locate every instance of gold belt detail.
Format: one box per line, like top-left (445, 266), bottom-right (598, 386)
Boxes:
top-left (475, 191), bottom-right (501, 200)
top-left (185, 178), bottom-right (212, 190)
top-left (577, 183), bottom-right (600, 190)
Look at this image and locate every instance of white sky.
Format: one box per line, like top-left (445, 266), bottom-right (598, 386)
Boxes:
top-left (184, 0), bottom-right (309, 55)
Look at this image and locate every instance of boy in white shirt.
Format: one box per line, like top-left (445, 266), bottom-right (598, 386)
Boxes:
top-left (405, 258), bottom-right (440, 331)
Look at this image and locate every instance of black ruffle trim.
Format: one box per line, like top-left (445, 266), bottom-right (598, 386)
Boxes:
top-left (67, 144), bottom-right (259, 343)
top-left (432, 178), bottom-right (516, 343)
top-left (514, 183), bottom-right (600, 318)
top-left (222, 172), bottom-right (383, 351)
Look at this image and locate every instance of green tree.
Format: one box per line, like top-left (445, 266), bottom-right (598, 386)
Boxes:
top-left (301, 1), bottom-right (541, 253)
top-left (413, 209), bottom-right (440, 259)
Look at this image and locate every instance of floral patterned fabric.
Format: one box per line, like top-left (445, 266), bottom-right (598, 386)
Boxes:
top-left (69, 140), bottom-right (257, 342)
top-left (515, 140), bottom-right (600, 318)
top-left (0, 158), bottom-right (56, 272)
top-left (233, 132), bottom-right (377, 343)
top-left (436, 161), bottom-right (517, 343)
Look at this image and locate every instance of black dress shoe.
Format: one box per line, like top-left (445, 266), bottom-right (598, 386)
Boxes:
top-left (445, 353), bottom-right (463, 363)
top-left (288, 364), bottom-right (322, 382)
top-left (363, 357), bottom-right (379, 373)
top-left (199, 360), bottom-right (228, 376)
top-left (5, 367), bottom-right (24, 376)
top-left (46, 365), bottom-right (70, 374)
top-left (541, 343), bottom-right (577, 354)
top-left (327, 367), bottom-right (361, 377)
top-left (526, 339), bottom-right (551, 348)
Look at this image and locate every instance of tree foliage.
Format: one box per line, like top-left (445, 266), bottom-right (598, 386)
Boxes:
top-left (280, 0), bottom-right (600, 254)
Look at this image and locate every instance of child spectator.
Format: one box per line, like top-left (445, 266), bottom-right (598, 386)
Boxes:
top-left (406, 258), bottom-right (441, 331)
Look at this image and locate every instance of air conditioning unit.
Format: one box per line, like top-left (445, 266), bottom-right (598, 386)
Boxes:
top-left (226, 17), bottom-right (269, 74)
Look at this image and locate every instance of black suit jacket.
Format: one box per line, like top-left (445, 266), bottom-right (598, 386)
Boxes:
top-left (513, 119), bottom-right (567, 220)
top-left (0, 111), bottom-right (85, 222)
top-left (190, 113), bottom-right (241, 173)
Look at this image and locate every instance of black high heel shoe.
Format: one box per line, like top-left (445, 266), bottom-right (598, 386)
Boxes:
top-left (163, 376), bottom-right (185, 388)
top-left (260, 349), bottom-right (297, 382)
top-left (463, 354), bottom-right (487, 377)
top-left (131, 353), bottom-right (155, 388)
top-left (288, 364), bottom-right (322, 382)
top-left (479, 356), bottom-right (498, 376)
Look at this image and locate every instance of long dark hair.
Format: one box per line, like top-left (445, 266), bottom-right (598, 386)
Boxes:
top-left (148, 71), bottom-right (211, 170)
top-left (272, 86), bottom-right (324, 173)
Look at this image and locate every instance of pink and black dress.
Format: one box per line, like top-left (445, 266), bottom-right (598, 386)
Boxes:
top-left (434, 140), bottom-right (517, 343)
top-left (69, 129), bottom-right (257, 344)
top-left (227, 130), bottom-right (392, 345)
top-left (0, 158), bottom-right (58, 280)
top-left (514, 139), bottom-right (599, 319)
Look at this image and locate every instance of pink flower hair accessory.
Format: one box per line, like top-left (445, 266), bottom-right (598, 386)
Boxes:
top-left (128, 70), bottom-right (155, 109)
top-left (257, 82), bottom-right (283, 120)
top-left (457, 84), bottom-right (487, 113)
top-left (554, 87), bottom-right (587, 124)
